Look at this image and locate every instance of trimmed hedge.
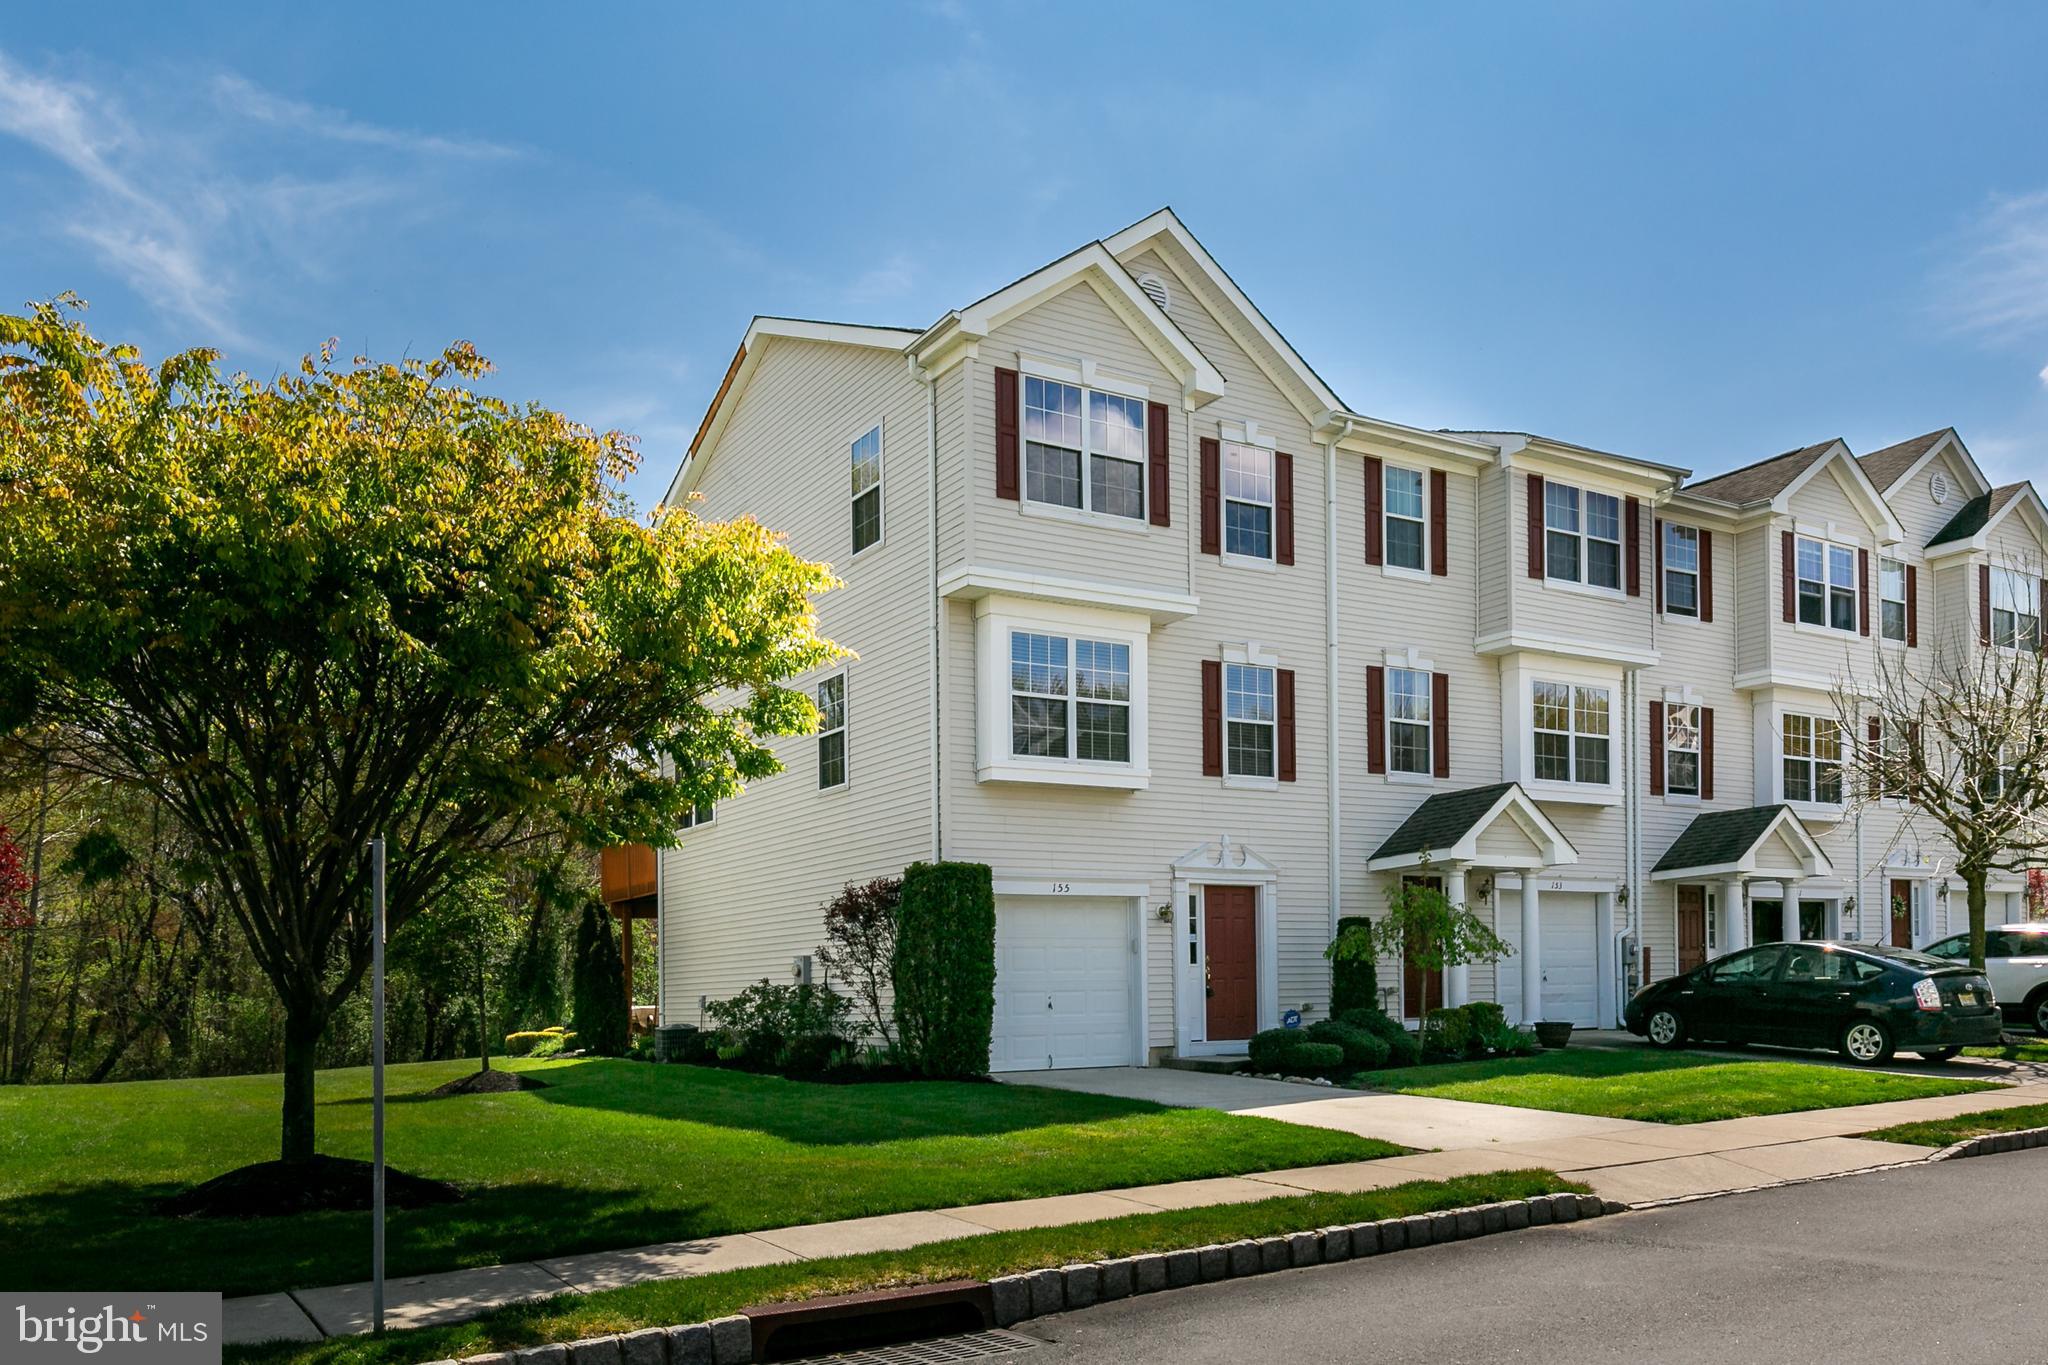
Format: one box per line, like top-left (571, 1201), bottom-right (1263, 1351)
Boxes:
top-left (1420, 1007), bottom-right (1473, 1061)
top-left (892, 861), bottom-right (997, 1076)
top-left (1248, 1028), bottom-right (1344, 1076)
top-left (1305, 1018), bottom-right (1390, 1069)
top-left (1334, 1006), bottom-right (1422, 1067)
top-left (1330, 914), bottom-right (1378, 1015)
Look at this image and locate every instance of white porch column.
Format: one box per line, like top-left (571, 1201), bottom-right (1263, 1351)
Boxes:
top-left (2006, 891), bottom-right (2024, 921)
top-left (1445, 867), bottom-right (1470, 1008)
top-left (1780, 881), bottom-right (1802, 943)
top-left (1520, 878), bottom-right (1543, 1026)
top-left (1720, 878), bottom-right (1746, 956)
top-left (1595, 889), bottom-right (1617, 1028)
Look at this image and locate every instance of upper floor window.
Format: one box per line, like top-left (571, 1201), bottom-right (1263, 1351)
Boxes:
top-left (1010, 630), bottom-right (1132, 763)
top-left (1546, 482), bottom-right (1622, 591)
top-left (1533, 681), bottom-right (1611, 785)
top-left (1991, 568), bottom-right (2042, 652)
top-left (850, 426), bottom-right (882, 554)
top-left (817, 673), bottom-right (847, 789)
top-left (1782, 713), bottom-right (1843, 804)
top-left (1222, 444), bottom-right (1274, 559)
top-left (679, 797), bottom-right (715, 830)
top-left (1384, 466), bottom-right (1427, 572)
top-left (1795, 537), bottom-right (1857, 632)
top-left (1662, 523), bottom-right (1699, 617)
top-left (1388, 666), bottom-right (1433, 775)
top-left (1024, 377), bottom-right (1145, 520)
top-left (1879, 557), bottom-right (1907, 643)
top-left (1665, 703), bottom-right (1701, 796)
top-left (1225, 662), bottom-right (1276, 778)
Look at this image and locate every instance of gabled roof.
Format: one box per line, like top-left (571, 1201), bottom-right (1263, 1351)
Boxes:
top-left (1685, 440), bottom-right (1837, 505)
top-left (1368, 783), bottom-right (1577, 871)
top-left (1927, 483), bottom-right (2035, 548)
top-left (1650, 805), bottom-right (1834, 881)
top-left (1859, 430), bottom-right (1950, 492)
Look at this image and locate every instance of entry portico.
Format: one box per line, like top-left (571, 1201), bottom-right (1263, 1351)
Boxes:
top-left (1652, 805), bottom-right (1834, 958)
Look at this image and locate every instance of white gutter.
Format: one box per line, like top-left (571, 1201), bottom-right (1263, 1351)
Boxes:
top-left (911, 354), bottom-right (942, 861)
top-left (1321, 432), bottom-right (1342, 942)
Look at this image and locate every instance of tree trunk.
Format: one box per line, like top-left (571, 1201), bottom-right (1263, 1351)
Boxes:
top-left (1966, 873), bottom-right (1990, 972)
top-left (7, 759), bottom-right (54, 1084)
top-left (280, 1002), bottom-right (324, 1163)
top-left (477, 943), bottom-right (490, 1072)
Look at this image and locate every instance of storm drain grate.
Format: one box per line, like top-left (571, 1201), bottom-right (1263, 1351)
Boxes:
top-left (793, 1328), bottom-right (1040, 1364)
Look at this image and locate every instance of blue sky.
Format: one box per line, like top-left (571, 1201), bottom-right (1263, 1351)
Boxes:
top-left (4, 3), bottom-right (2045, 512)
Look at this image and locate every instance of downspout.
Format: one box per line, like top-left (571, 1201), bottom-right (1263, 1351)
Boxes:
top-left (912, 354), bottom-right (941, 861)
top-left (1321, 430), bottom-right (1342, 944)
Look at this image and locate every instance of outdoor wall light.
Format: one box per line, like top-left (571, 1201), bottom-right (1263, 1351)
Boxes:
top-left (1155, 904), bottom-right (1174, 924)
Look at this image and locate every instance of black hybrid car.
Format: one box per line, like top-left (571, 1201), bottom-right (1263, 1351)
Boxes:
top-left (1624, 940), bottom-right (2001, 1064)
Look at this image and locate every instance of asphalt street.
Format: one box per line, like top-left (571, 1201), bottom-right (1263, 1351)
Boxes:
top-left (1015, 1149), bottom-right (2044, 1364)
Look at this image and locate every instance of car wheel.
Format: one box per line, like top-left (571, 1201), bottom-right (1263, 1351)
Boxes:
top-left (1646, 1008), bottom-right (1685, 1048)
top-left (1918, 1046), bottom-right (1962, 1063)
top-left (2030, 990), bottom-right (2048, 1037)
top-left (1839, 1019), bottom-right (1894, 1065)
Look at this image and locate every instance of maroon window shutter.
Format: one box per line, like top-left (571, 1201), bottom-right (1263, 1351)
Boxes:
top-left (1653, 518), bottom-right (1665, 614)
top-left (1365, 665), bottom-right (1387, 775)
top-left (994, 368), bottom-right (1020, 501)
top-left (1429, 469), bottom-right (1449, 577)
top-left (2041, 578), bottom-right (2047, 655)
top-left (1526, 473), bottom-right (1545, 579)
top-left (1648, 700), bottom-right (1666, 797)
top-left (1700, 529), bottom-right (1715, 623)
top-left (1858, 548), bottom-right (1871, 636)
top-left (1277, 668), bottom-right (1297, 782)
top-left (1199, 438), bottom-right (1221, 556)
top-left (1363, 456), bottom-right (1384, 565)
top-left (1905, 564), bottom-right (1919, 646)
top-left (1701, 707), bottom-right (1716, 801)
top-left (1781, 530), bottom-right (1797, 623)
top-left (1626, 496), bottom-right (1643, 597)
top-left (1146, 401), bottom-right (1170, 527)
top-left (1275, 453), bottom-right (1295, 565)
top-left (1431, 672), bottom-right (1450, 778)
top-left (1200, 660), bottom-right (1222, 776)
top-left (1980, 563), bottom-right (1993, 645)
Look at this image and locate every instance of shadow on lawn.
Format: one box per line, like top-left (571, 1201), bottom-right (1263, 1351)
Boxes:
top-left (0, 1176), bottom-right (712, 1299)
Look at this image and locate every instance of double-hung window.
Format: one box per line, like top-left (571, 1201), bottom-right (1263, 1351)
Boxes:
top-left (1665, 703), bottom-right (1701, 796)
top-left (1795, 537), bottom-right (1858, 632)
top-left (1384, 466), bottom-right (1426, 571)
top-left (1533, 682), bottom-right (1611, 785)
top-left (1662, 524), bottom-right (1699, 617)
top-left (1991, 569), bottom-right (2042, 652)
top-left (817, 674), bottom-right (847, 789)
top-left (1388, 667), bottom-right (1432, 775)
top-left (1782, 713), bottom-right (1843, 804)
top-left (1879, 556), bottom-right (1907, 643)
top-left (1225, 663), bottom-right (1276, 778)
top-left (679, 798), bottom-right (715, 829)
top-left (1023, 377), bottom-right (1145, 520)
top-left (850, 426), bottom-right (882, 554)
top-left (1222, 443), bottom-right (1274, 558)
top-left (1546, 482), bottom-right (1622, 590)
top-left (1009, 631), bottom-right (1131, 763)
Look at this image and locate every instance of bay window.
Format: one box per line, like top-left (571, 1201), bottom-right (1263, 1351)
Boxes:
top-left (1783, 713), bottom-right (1843, 804)
top-left (1009, 630), bottom-right (1131, 763)
top-left (1534, 681), bottom-right (1611, 785)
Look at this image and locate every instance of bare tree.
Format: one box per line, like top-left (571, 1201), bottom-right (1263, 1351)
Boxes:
top-left (1837, 611), bottom-right (2048, 970)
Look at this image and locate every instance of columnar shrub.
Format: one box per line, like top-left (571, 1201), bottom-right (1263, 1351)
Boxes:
top-left (1248, 1028), bottom-right (1344, 1077)
top-left (1329, 915), bottom-right (1377, 1014)
top-left (891, 862), bottom-right (996, 1076)
top-left (570, 900), bottom-right (630, 1057)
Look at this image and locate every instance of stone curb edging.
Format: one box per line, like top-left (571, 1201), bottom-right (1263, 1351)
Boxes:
top-left (429, 1194), bottom-right (1623, 1365)
top-left (1930, 1124), bottom-right (2048, 1161)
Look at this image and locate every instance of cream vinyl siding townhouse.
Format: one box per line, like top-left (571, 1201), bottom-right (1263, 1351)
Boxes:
top-left (656, 209), bottom-right (2048, 1070)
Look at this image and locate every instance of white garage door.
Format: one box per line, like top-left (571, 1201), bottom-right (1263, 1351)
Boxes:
top-left (1497, 892), bottom-right (1601, 1028)
top-left (991, 897), bottom-right (1135, 1071)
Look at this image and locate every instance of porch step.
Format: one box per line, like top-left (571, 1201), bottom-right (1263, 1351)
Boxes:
top-left (1162, 1054), bottom-right (1250, 1074)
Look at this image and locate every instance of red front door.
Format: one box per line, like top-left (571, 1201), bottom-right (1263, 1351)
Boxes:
top-left (1891, 879), bottom-right (1913, 947)
top-left (1677, 885), bottom-right (1708, 974)
top-left (1401, 876), bottom-right (1445, 1018)
top-left (1204, 885), bottom-right (1258, 1042)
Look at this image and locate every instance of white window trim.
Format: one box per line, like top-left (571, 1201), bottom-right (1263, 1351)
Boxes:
top-left (1531, 679), bottom-right (1614, 788)
top-left (1221, 643), bottom-right (1280, 788)
top-left (1018, 362), bottom-right (1150, 524)
top-left (1664, 700), bottom-right (1703, 801)
top-left (1220, 441), bottom-right (1277, 565)
top-left (1661, 522), bottom-right (1701, 621)
top-left (972, 595), bottom-right (1150, 790)
top-left (1989, 565), bottom-right (2042, 655)
top-left (1386, 664), bottom-right (1435, 782)
top-left (1502, 657), bottom-right (1622, 805)
top-left (1877, 554), bottom-right (1908, 648)
top-left (1382, 462), bottom-right (1431, 579)
top-left (1778, 711), bottom-right (1845, 810)
top-left (849, 422), bottom-right (883, 557)
top-left (816, 670), bottom-right (848, 791)
top-left (1543, 480), bottom-right (1626, 596)
top-left (1791, 534), bottom-right (1860, 636)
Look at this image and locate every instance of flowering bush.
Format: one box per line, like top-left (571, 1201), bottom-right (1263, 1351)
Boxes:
top-left (0, 823), bottom-right (32, 932)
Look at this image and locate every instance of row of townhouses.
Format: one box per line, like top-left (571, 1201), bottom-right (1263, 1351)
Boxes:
top-left (653, 208), bottom-right (2048, 1072)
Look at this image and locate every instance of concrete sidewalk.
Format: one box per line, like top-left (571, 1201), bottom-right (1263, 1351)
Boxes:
top-left (224, 1073), bottom-right (2048, 1347)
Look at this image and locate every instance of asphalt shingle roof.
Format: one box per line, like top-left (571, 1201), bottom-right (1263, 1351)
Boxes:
top-left (1651, 805), bottom-right (1794, 875)
top-left (1685, 440), bottom-right (1838, 506)
top-left (1859, 430), bottom-right (1948, 491)
top-left (1371, 783), bottom-right (1518, 861)
top-left (1928, 484), bottom-right (2026, 547)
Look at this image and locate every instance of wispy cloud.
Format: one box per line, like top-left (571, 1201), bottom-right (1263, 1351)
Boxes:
top-left (210, 74), bottom-right (519, 160)
top-left (1933, 190), bottom-right (2048, 342)
top-left (844, 251), bottom-right (916, 304)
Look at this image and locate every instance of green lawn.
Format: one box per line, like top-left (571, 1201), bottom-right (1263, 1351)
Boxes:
top-left (227, 1169), bottom-right (1580, 1365)
top-left (0, 1057), bottom-right (1395, 1297)
top-left (1966, 1040), bottom-right (2048, 1063)
top-left (1349, 1049), bottom-right (1996, 1124)
top-left (1862, 1101), bottom-right (2048, 1147)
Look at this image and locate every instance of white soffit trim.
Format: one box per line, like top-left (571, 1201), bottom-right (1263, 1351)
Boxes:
top-left (938, 564), bottom-right (1200, 624)
top-left (1474, 630), bottom-right (1662, 669)
top-left (1772, 441), bottom-right (1906, 544)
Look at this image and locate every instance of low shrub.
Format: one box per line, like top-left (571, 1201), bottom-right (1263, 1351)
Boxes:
top-left (1249, 1028), bottom-right (1345, 1077)
top-left (1476, 1019), bottom-right (1541, 1057)
top-left (1420, 1007), bottom-right (1472, 1061)
top-left (1306, 1018), bottom-right (1390, 1069)
top-left (504, 1026), bottom-right (573, 1057)
top-left (704, 980), bottom-right (854, 1072)
top-left (1462, 1001), bottom-right (1508, 1038)
top-left (1334, 1006), bottom-right (1422, 1068)
top-left (777, 1033), bottom-right (855, 1074)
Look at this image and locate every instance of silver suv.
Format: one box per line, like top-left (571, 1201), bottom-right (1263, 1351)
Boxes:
top-left (1922, 924), bottom-right (2048, 1034)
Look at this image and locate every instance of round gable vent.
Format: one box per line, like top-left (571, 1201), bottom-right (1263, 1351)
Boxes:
top-left (1930, 470), bottom-right (1951, 505)
top-left (1136, 271), bottom-right (1171, 314)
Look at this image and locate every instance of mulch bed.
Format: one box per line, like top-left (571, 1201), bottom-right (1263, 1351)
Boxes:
top-left (156, 1155), bottom-right (464, 1219)
top-left (420, 1068), bottom-right (550, 1097)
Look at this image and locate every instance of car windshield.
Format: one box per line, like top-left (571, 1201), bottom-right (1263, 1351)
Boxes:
top-left (1859, 943), bottom-right (1952, 970)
